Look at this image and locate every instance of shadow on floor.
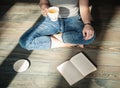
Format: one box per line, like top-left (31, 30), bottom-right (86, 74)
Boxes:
top-left (0, 0), bottom-right (40, 87)
top-left (0, 14), bottom-right (45, 87)
top-left (0, 0), bottom-right (39, 19)
top-left (0, 44), bottom-right (32, 87)
top-left (0, 0), bottom-right (120, 88)
top-left (54, 0), bottom-right (120, 88)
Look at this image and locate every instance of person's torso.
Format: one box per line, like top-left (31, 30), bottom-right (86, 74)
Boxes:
top-left (49, 0), bottom-right (79, 18)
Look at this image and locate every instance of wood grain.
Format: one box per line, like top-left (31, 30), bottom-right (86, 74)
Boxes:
top-left (0, 1), bottom-right (120, 88)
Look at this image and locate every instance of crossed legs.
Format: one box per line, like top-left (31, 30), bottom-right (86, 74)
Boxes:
top-left (19, 16), bottom-right (95, 50)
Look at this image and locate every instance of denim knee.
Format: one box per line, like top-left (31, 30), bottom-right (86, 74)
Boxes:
top-left (19, 36), bottom-right (28, 50)
top-left (62, 31), bottom-right (96, 45)
top-left (19, 35), bottom-right (52, 50)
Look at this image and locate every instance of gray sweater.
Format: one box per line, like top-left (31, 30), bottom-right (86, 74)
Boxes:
top-left (49, 0), bottom-right (79, 18)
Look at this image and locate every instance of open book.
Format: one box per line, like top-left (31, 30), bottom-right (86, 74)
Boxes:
top-left (57, 52), bottom-right (97, 86)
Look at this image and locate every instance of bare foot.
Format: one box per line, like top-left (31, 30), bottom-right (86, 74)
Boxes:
top-left (52, 34), bottom-right (84, 48)
top-left (76, 44), bottom-right (84, 48)
top-left (53, 33), bottom-right (63, 42)
top-left (51, 36), bottom-right (75, 48)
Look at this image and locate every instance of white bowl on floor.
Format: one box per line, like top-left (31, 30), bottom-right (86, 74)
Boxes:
top-left (13, 59), bottom-right (30, 72)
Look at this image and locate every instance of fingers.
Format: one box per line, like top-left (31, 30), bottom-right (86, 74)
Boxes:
top-left (83, 30), bottom-right (86, 37)
top-left (83, 29), bottom-right (94, 40)
top-left (82, 25), bottom-right (95, 40)
top-left (41, 8), bottom-right (48, 16)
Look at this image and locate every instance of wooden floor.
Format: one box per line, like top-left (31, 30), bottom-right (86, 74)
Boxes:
top-left (0, 0), bottom-right (120, 88)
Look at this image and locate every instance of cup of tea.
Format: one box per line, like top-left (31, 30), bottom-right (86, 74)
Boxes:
top-left (47, 6), bottom-right (59, 21)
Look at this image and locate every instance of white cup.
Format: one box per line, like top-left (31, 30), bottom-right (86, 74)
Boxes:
top-left (47, 6), bottom-right (59, 21)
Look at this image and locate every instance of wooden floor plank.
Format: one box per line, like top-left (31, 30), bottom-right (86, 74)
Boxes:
top-left (0, 0), bottom-right (120, 88)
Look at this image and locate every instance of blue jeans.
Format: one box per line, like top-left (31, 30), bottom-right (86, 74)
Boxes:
top-left (19, 15), bottom-right (95, 50)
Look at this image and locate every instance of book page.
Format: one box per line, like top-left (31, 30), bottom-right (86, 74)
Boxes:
top-left (57, 61), bottom-right (84, 85)
top-left (70, 53), bottom-right (97, 76)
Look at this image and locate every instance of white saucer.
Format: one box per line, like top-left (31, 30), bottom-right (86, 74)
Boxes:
top-left (13, 59), bottom-right (30, 72)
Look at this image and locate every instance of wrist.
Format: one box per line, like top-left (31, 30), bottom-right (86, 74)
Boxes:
top-left (84, 23), bottom-right (92, 26)
top-left (39, 2), bottom-right (50, 8)
top-left (40, 4), bottom-right (49, 11)
top-left (40, 3), bottom-right (48, 5)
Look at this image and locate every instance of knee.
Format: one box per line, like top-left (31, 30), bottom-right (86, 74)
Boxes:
top-left (19, 36), bottom-right (29, 50)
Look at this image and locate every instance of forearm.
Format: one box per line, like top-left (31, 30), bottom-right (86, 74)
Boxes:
top-left (39, 0), bottom-right (50, 8)
top-left (79, 0), bottom-right (93, 24)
